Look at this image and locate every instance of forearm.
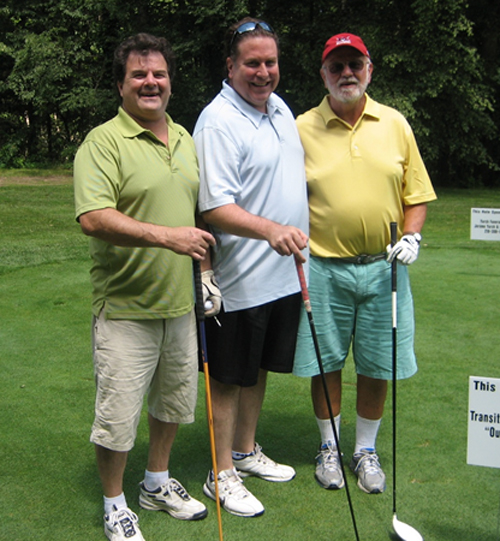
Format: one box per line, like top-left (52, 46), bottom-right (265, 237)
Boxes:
top-left (79, 207), bottom-right (215, 260)
top-left (202, 203), bottom-right (308, 262)
top-left (79, 207), bottom-right (174, 248)
top-left (202, 203), bottom-right (275, 240)
top-left (403, 203), bottom-right (427, 234)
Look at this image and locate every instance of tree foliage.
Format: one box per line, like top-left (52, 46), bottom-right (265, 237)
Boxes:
top-left (0, 0), bottom-right (499, 187)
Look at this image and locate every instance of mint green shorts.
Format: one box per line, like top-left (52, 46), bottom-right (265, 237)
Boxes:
top-left (293, 256), bottom-right (417, 380)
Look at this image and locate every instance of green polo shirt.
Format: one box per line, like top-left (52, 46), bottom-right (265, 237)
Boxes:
top-left (74, 107), bottom-right (199, 319)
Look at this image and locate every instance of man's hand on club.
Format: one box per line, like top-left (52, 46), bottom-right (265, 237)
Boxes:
top-left (165, 227), bottom-right (215, 260)
top-left (267, 224), bottom-right (308, 263)
top-left (386, 233), bottom-right (420, 265)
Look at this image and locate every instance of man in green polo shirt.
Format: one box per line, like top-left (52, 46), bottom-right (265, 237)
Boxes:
top-left (73, 33), bottom-right (217, 541)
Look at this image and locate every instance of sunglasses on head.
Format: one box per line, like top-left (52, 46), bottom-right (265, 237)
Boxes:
top-left (230, 21), bottom-right (274, 50)
top-left (325, 59), bottom-right (368, 74)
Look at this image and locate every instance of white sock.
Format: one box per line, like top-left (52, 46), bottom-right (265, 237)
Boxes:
top-left (104, 493), bottom-right (127, 515)
top-left (144, 469), bottom-right (169, 491)
top-left (316, 415), bottom-right (340, 448)
top-left (232, 447), bottom-right (255, 460)
top-left (354, 414), bottom-right (382, 454)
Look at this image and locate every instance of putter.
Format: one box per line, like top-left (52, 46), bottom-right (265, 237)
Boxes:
top-left (193, 260), bottom-right (224, 541)
top-left (390, 222), bottom-right (423, 541)
top-left (295, 259), bottom-right (360, 541)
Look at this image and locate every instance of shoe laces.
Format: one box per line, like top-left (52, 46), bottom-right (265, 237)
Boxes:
top-left (219, 470), bottom-right (250, 499)
top-left (357, 452), bottom-right (381, 475)
top-left (108, 508), bottom-right (138, 536)
top-left (163, 478), bottom-right (190, 501)
top-left (252, 443), bottom-right (276, 465)
top-left (318, 444), bottom-right (341, 469)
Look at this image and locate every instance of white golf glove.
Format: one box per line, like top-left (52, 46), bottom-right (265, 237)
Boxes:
top-left (201, 270), bottom-right (221, 317)
top-left (386, 233), bottom-right (421, 265)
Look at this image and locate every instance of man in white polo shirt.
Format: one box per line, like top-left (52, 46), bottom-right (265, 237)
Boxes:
top-left (193, 17), bottom-right (309, 517)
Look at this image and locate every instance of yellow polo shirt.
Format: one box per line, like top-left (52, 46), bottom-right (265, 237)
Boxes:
top-left (296, 94), bottom-right (436, 258)
top-left (74, 108), bottom-right (199, 319)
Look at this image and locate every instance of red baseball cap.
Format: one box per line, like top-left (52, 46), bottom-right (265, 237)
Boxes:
top-left (322, 33), bottom-right (370, 63)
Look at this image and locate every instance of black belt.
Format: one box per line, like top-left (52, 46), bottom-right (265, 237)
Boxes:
top-left (335, 253), bottom-right (387, 264)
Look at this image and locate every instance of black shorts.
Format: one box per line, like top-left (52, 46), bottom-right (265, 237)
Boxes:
top-left (201, 293), bottom-right (302, 387)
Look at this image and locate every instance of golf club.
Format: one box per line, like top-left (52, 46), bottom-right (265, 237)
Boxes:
top-left (295, 259), bottom-right (360, 541)
top-left (193, 260), bottom-right (224, 541)
top-left (390, 222), bottom-right (423, 541)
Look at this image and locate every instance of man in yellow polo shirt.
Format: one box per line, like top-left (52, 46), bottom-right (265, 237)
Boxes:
top-left (74, 33), bottom-right (217, 541)
top-left (293, 33), bottom-right (436, 494)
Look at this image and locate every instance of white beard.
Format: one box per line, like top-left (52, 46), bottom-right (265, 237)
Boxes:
top-left (326, 76), bottom-right (369, 105)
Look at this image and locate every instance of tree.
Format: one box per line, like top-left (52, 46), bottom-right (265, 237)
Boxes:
top-left (0, 0), bottom-right (499, 187)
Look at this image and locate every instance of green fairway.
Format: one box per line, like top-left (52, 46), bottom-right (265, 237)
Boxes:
top-left (1, 181), bottom-right (499, 540)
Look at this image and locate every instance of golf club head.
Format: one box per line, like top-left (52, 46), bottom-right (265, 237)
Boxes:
top-left (391, 514), bottom-right (423, 541)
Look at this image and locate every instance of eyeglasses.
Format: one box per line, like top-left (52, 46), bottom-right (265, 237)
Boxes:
top-left (325, 59), bottom-right (368, 75)
top-left (229, 21), bottom-right (274, 50)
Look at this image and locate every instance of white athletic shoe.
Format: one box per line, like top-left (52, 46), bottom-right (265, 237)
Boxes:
top-left (233, 443), bottom-right (296, 482)
top-left (315, 442), bottom-right (345, 490)
top-left (139, 478), bottom-right (207, 520)
top-left (350, 448), bottom-right (386, 494)
top-left (203, 468), bottom-right (265, 517)
top-left (104, 507), bottom-right (145, 541)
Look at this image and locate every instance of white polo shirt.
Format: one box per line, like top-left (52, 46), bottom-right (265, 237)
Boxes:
top-left (194, 81), bottom-right (309, 312)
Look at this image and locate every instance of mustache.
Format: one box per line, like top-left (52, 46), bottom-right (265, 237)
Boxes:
top-left (340, 78), bottom-right (358, 85)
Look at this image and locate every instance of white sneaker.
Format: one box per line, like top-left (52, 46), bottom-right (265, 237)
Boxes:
top-left (315, 442), bottom-right (345, 490)
top-left (350, 448), bottom-right (386, 494)
top-left (203, 468), bottom-right (265, 517)
top-left (104, 507), bottom-right (145, 541)
top-left (139, 478), bottom-right (207, 520)
top-left (233, 443), bottom-right (295, 482)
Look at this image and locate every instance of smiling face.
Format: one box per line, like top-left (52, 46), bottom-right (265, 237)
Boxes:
top-left (227, 36), bottom-right (279, 113)
top-left (118, 50), bottom-right (171, 126)
top-left (321, 47), bottom-right (372, 107)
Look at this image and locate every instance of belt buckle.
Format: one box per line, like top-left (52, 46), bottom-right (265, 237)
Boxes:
top-left (355, 254), bottom-right (369, 264)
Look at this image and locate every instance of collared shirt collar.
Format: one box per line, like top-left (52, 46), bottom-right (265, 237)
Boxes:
top-left (115, 106), bottom-right (182, 147)
top-left (317, 93), bottom-right (380, 128)
top-left (220, 80), bottom-right (281, 128)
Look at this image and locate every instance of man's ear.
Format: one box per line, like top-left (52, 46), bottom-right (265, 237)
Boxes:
top-left (367, 61), bottom-right (373, 84)
top-left (320, 67), bottom-right (327, 88)
top-left (226, 56), bottom-right (234, 80)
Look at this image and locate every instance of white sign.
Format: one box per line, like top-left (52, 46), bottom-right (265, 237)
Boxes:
top-left (467, 376), bottom-right (500, 468)
top-left (470, 208), bottom-right (500, 240)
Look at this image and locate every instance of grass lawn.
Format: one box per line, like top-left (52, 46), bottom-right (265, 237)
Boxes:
top-left (1, 178), bottom-right (500, 540)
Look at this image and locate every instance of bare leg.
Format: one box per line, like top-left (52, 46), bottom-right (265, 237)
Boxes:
top-left (147, 414), bottom-right (178, 472)
top-left (356, 374), bottom-right (387, 419)
top-left (233, 368), bottom-right (268, 454)
top-left (95, 444), bottom-right (128, 498)
top-left (311, 370), bottom-right (342, 419)
top-left (209, 376), bottom-right (240, 471)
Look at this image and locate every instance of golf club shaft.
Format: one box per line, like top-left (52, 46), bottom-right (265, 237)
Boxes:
top-left (295, 259), bottom-right (360, 541)
top-left (193, 261), bottom-right (224, 541)
top-left (390, 221), bottom-right (398, 517)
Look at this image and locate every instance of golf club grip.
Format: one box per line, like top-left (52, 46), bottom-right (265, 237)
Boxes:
top-left (295, 259), bottom-right (312, 313)
top-left (390, 222), bottom-right (398, 294)
top-left (192, 260), bottom-right (205, 322)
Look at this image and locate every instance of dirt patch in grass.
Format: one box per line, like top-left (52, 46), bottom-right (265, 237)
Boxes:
top-left (0, 174), bottom-right (72, 187)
